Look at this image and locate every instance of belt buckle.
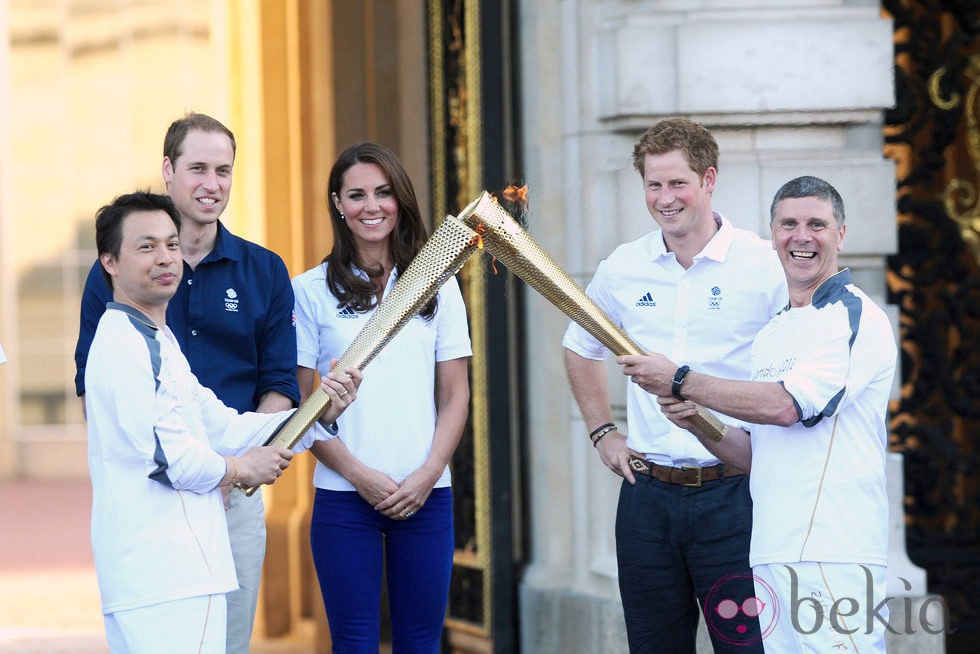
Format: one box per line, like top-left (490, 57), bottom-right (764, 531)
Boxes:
top-left (680, 465), bottom-right (703, 487)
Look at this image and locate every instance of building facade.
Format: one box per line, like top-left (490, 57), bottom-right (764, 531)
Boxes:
top-left (2, 0), bottom-right (977, 651)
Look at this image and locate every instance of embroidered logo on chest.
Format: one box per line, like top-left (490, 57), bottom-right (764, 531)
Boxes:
top-left (707, 286), bottom-right (722, 310)
top-left (224, 288), bottom-right (239, 312)
top-left (635, 292), bottom-right (657, 307)
top-left (337, 306), bottom-right (359, 320)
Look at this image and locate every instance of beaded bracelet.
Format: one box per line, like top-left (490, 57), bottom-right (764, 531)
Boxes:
top-left (590, 424), bottom-right (618, 447)
top-left (589, 422), bottom-right (614, 440)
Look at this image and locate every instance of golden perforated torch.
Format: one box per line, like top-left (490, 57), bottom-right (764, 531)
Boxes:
top-left (457, 189), bottom-right (727, 441)
top-left (240, 215), bottom-right (482, 495)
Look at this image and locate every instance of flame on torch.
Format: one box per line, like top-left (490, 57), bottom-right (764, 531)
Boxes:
top-left (501, 183), bottom-right (528, 206)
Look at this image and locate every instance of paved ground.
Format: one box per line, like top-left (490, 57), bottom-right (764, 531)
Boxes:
top-left (0, 479), bottom-right (315, 653)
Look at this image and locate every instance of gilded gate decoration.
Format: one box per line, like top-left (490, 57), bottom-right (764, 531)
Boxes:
top-left (429, 0), bottom-right (491, 642)
top-left (428, 1), bottom-right (522, 652)
top-left (883, 0), bottom-right (980, 642)
top-left (942, 54), bottom-right (980, 263)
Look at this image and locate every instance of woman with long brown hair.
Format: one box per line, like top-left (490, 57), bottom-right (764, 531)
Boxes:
top-left (293, 142), bottom-right (471, 652)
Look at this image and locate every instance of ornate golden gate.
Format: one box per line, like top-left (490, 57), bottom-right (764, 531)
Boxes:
top-left (428, 2), bottom-right (523, 652)
top-left (883, 2), bottom-right (980, 649)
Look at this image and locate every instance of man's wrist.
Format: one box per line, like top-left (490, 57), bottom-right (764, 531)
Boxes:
top-left (671, 365), bottom-right (691, 400)
top-left (589, 422), bottom-right (617, 447)
top-left (317, 417), bottom-right (339, 436)
top-left (223, 455), bottom-right (239, 487)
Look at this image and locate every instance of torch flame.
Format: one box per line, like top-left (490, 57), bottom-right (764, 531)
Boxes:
top-left (470, 221), bottom-right (498, 273)
top-left (502, 184), bottom-right (528, 206)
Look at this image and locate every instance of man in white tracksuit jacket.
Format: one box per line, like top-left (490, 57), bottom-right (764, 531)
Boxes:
top-left (85, 191), bottom-right (361, 653)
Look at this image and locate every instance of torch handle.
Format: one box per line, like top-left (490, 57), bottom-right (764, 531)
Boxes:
top-left (600, 342), bottom-right (727, 441)
top-left (239, 387), bottom-right (334, 496)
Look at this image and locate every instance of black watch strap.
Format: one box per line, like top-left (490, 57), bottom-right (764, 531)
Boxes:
top-left (671, 365), bottom-right (691, 400)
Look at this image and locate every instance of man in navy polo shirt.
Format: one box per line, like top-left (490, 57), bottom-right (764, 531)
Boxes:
top-left (74, 112), bottom-right (300, 654)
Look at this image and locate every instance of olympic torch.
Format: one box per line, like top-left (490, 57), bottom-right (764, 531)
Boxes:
top-left (241, 214), bottom-right (481, 495)
top-left (457, 190), bottom-right (728, 441)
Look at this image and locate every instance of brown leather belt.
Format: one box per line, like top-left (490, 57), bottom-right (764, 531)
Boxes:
top-left (628, 456), bottom-right (747, 488)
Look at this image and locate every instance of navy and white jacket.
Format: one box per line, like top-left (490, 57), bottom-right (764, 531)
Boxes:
top-left (748, 270), bottom-right (897, 567)
top-left (85, 303), bottom-right (292, 614)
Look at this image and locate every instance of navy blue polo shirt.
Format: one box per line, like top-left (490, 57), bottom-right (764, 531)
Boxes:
top-left (75, 222), bottom-right (300, 413)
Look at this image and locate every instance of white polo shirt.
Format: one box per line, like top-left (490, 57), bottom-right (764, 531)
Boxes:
top-left (562, 213), bottom-right (787, 466)
top-left (293, 262), bottom-right (472, 491)
top-left (748, 269), bottom-right (896, 567)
